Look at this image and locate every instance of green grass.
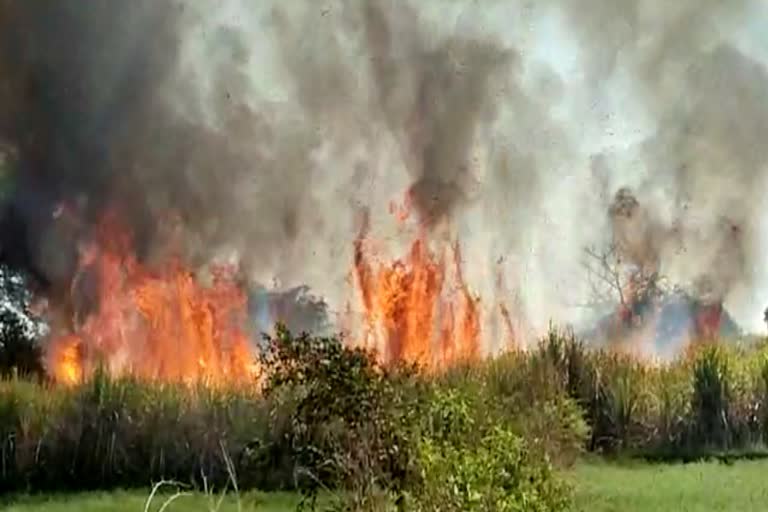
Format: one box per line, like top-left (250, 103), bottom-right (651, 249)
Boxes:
top-left (570, 459), bottom-right (768, 511)
top-left (10, 460), bottom-right (768, 511)
top-left (2, 491), bottom-right (304, 512)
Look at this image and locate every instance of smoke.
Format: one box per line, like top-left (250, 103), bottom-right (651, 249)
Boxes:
top-left (360, 2), bottom-right (511, 227)
top-left (0, 0), bottom-right (766, 348)
top-left (560, 0), bottom-right (768, 330)
top-left (0, 2), bottom-right (177, 284)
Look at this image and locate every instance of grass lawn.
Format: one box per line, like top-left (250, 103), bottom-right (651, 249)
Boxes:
top-left (2, 490), bottom-right (305, 512)
top-left (570, 459), bottom-right (768, 512)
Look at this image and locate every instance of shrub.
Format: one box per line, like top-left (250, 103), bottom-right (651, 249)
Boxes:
top-left (512, 329), bottom-right (595, 457)
top-left (514, 397), bottom-right (590, 467)
top-left (398, 375), bottom-right (574, 512)
top-left (437, 340), bottom-right (590, 468)
top-left (761, 355), bottom-right (768, 444)
top-left (0, 387), bottom-right (19, 485)
top-left (258, 325), bottom-right (425, 497)
top-left (413, 426), bottom-right (570, 512)
top-left (591, 353), bottom-right (653, 452)
top-left (726, 347), bottom-right (761, 449)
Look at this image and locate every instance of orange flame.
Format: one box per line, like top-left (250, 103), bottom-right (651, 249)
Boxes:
top-left (48, 334), bottom-right (83, 385)
top-left (353, 208), bottom-right (480, 368)
top-left (46, 208), bottom-right (257, 385)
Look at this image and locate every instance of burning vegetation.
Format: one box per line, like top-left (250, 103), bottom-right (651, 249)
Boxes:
top-left (353, 204), bottom-right (481, 368)
top-left (43, 195), bottom-right (488, 383)
top-left (46, 207), bottom-right (256, 385)
top-left (0, 0), bottom-right (765, 385)
top-left (3, 3), bottom-right (768, 511)
top-left (584, 188), bottom-right (744, 357)
top-left (0, 0), bottom-right (517, 383)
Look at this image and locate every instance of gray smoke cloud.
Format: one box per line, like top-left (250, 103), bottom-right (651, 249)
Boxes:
top-left (559, 0), bottom-right (768, 330)
top-left (360, 2), bottom-right (512, 227)
top-left (0, 0), bottom-right (766, 349)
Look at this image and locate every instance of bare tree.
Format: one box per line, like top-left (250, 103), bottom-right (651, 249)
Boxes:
top-left (581, 243), bottom-right (627, 310)
top-left (580, 242), bottom-right (669, 324)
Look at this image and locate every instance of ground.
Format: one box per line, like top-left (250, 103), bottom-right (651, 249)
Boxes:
top-left (2, 491), bottom-right (304, 512)
top-left (7, 460), bottom-right (768, 511)
top-left (570, 459), bottom-right (768, 512)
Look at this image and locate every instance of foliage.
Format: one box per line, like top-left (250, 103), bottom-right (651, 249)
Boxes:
top-left (414, 426), bottom-right (570, 512)
top-left (0, 325), bottom-right (582, 511)
top-left (0, 265), bottom-right (46, 378)
top-left (256, 327), bottom-right (576, 511)
top-left (690, 345), bottom-right (732, 449)
top-left (5, 323), bottom-right (768, 507)
top-left (405, 385), bottom-right (572, 512)
top-left (0, 373), bottom-right (266, 493)
top-left (258, 325), bottom-right (424, 498)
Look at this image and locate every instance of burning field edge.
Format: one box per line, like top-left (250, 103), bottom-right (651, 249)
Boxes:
top-left (3, 326), bottom-right (768, 511)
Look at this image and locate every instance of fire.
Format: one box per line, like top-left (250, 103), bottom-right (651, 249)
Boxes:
top-left (46, 208), bottom-right (257, 385)
top-left (353, 206), bottom-right (481, 368)
top-left (692, 302), bottom-right (724, 343)
top-left (48, 335), bottom-right (83, 385)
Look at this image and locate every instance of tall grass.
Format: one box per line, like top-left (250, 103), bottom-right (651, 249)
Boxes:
top-left (0, 371), bottom-right (269, 493)
top-left (486, 329), bottom-right (768, 459)
top-left (690, 345), bottom-right (732, 449)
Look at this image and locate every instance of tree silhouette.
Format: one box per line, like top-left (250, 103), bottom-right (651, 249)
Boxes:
top-left (0, 264), bottom-right (47, 377)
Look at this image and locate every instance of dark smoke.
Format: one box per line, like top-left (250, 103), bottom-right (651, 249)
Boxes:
top-left (2, 0), bottom-right (765, 349)
top-left (0, 1), bottom-right (181, 285)
top-left (0, 1), bottom-right (516, 331)
top-left (0, 1), bottom-right (333, 290)
top-left (269, 1), bottom-right (514, 229)
top-left (361, 2), bottom-right (511, 227)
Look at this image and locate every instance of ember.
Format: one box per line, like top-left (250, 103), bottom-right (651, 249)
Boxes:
top-left (46, 208), bottom-right (257, 385)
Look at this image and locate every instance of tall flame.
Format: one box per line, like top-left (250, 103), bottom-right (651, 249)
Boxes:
top-left (353, 205), bottom-right (481, 368)
top-left (46, 208), bottom-right (257, 385)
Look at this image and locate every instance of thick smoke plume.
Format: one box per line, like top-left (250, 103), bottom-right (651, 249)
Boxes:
top-left (0, 0), bottom-right (518, 336)
top-left (0, 0), bottom-right (766, 351)
top-left (0, 2), bottom-right (178, 284)
top-left (360, 2), bottom-right (511, 227)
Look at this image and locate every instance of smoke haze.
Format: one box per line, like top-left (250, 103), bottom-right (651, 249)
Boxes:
top-left (0, 0), bottom-right (766, 348)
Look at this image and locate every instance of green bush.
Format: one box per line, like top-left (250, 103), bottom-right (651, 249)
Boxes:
top-left (760, 355), bottom-right (768, 444)
top-left (493, 331), bottom-right (768, 460)
top-left (259, 325), bottom-right (426, 500)
top-left (725, 347), bottom-right (761, 449)
top-left (434, 338), bottom-right (590, 468)
top-left (413, 426), bottom-right (570, 512)
top-left (514, 397), bottom-right (590, 467)
top-left (396, 368), bottom-right (576, 512)
top-left (322, 350), bottom-right (580, 511)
